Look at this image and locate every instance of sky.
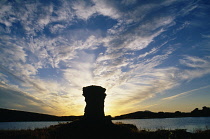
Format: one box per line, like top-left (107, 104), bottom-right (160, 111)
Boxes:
top-left (0, 0), bottom-right (210, 116)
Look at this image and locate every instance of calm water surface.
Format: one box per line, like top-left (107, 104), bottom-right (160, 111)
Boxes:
top-left (0, 121), bottom-right (70, 130)
top-left (1, 117), bottom-right (210, 132)
top-left (113, 117), bottom-right (210, 132)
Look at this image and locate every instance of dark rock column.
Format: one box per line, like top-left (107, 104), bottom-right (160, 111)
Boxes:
top-left (83, 85), bottom-right (106, 120)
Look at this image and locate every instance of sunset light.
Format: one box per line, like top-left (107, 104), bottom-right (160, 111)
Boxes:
top-left (0, 0), bottom-right (210, 117)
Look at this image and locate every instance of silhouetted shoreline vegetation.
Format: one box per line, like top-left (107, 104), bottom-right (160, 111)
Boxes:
top-left (1, 106), bottom-right (210, 122)
top-left (0, 108), bottom-right (82, 122)
top-left (113, 106), bottom-right (210, 120)
top-left (0, 121), bottom-right (210, 139)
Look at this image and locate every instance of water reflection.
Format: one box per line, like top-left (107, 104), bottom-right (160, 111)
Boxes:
top-left (0, 121), bottom-right (70, 130)
top-left (1, 117), bottom-right (210, 132)
top-left (113, 117), bottom-right (210, 132)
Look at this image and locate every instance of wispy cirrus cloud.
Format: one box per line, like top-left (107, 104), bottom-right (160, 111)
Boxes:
top-left (0, 0), bottom-right (210, 116)
top-left (162, 85), bottom-right (210, 100)
top-left (72, 0), bottom-right (121, 20)
top-left (0, 82), bottom-right (55, 114)
top-left (178, 56), bottom-right (210, 80)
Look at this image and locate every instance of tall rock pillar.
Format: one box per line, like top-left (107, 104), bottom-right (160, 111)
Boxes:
top-left (83, 85), bottom-right (106, 120)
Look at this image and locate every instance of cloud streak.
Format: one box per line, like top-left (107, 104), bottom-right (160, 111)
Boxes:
top-left (162, 85), bottom-right (210, 100)
top-left (0, 0), bottom-right (210, 116)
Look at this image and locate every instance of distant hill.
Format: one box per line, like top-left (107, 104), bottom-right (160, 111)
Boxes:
top-left (113, 106), bottom-right (210, 120)
top-left (1, 106), bottom-right (210, 122)
top-left (0, 108), bottom-right (81, 122)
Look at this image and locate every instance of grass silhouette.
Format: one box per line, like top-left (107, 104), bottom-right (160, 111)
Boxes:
top-left (1, 120), bottom-right (210, 139)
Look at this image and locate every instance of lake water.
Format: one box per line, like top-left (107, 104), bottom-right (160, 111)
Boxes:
top-left (0, 121), bottom-right (70, 130)
top-left (113, 117), bottom-right (210, 132)
top-left (0, 117), bottom-right (210, 132)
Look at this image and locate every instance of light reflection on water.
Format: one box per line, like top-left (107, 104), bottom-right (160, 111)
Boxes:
top-left (113, 117), bottom-right (210, 132)
top-left (0, 117), bottom-right (210, 132)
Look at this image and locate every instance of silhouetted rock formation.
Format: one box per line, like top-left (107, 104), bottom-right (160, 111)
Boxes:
top-left (83, 85), bottom-right (106, 121)
top-left (54, 85), bottom-right (115, 138)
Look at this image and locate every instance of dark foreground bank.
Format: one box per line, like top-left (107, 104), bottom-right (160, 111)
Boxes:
top-left (0, 120), bottom-right (210, 139)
